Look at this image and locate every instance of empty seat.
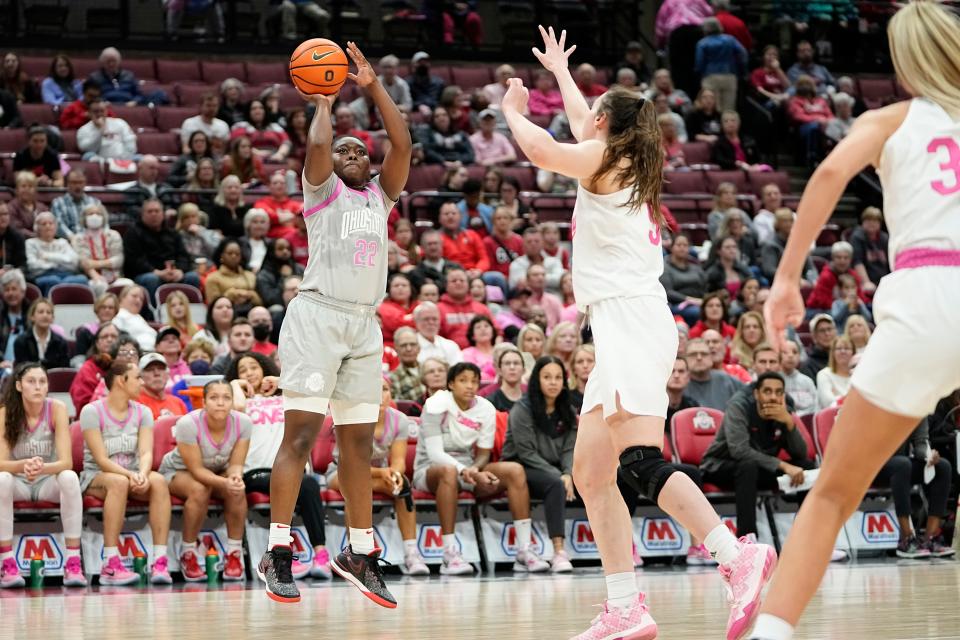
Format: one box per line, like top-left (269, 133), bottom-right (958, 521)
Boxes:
top-left (502, 165), bottom-right (536, 191)
top-left (245, 62), bottom-right (286, 86)
top-left (111, 105), bottom-right (157, 132)
top-left (0, 129), bottom-right (27, 153)
top-left (48, 368), bottom-right (78, 420)
top-left (663, 170), bottom-right (708, 195)
top-left (451, 66), bottom-right (492, 89)
top-left (137, 132), bottom-right (181, 157)
top-left (679, 222), bottom-right (709, 246)
top-left (202, 61), bottom-right (246, 83)
top-left (49, 284), bottom-right (97, 336)
top-left (406, 165), bottom-right (445, 193)
top-left (748, 170), bottom-right (790, 196)
top-left (60, 130), bottom-right (78, 154)
top-left (424, 64), bottom-right (453, 85)
top-left (681, 141), bottom-right (712, 165)
top-left (177, 84), bottom-right (217, 109)
top-left (155, 106), bottom-right (196, 133)
top-left (662, 198), bottom-right (702, 224)
top-left (813, 406), bottom-right (840, 459)
top-left (73, 58), bottom-right (101, 78)
top-left (69, 160), bottom-right (104, 186)
top-left (705, 169), bottom-right (748, 194)
top-left (670, 406), bottom-right (726, 492)
top-left (531, 195), bottom-right (574, 223)
top-left (123, 58), bottom-right (156, 81)
top-left (19, 104), bottom-right (57, 126)
top-left (857, 77), bottom-right (895, 110)
top-left (20, 56), bottom-right (50, 78)
top-left (156, 59), bottom-right (202, 84)
top-left (780, 416), bottom-right (818, 462)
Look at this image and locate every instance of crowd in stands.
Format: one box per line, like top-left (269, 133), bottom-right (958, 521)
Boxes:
top-left (0, 0), bottom-right (957, 585)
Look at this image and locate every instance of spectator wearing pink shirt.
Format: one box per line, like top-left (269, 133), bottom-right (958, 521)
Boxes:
top-left (655, 0), bottom-right (713, 95)
top-left (526, 264), bottom-right (563, 330)
top-left (469, 110), bottom-right (517, 166)
top-left (527, 71), bottom-right (564, 117)
top-left (482, 65), bottom-right (515, 108)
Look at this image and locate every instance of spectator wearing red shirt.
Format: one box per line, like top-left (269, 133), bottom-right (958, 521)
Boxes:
top-left (282, 213), bottom-right (309, 267)
top-left (787, 75), bottom-right (834, 166)
top-left (247, 306), bottom-right (277, 357)
top-left (254, 172), bottom-right (304, 238)
top-left (333, 105), bottom-right (374, 151)
top-left (713, 0), bottom-right (752, 51)
top-left (574, 64), bottom-right (607, 98)
top-left (59, 80), bottom-right (114, 130)
top-left (806, 241), bottom-right (865, 312)
top-left (438, 268), bottom-right (492, 349)
top-left (750, 45), bottom-right (790, 108)
top-left (439, 201), bottom-right (489, 273)
top-left (526, 264), bottom-right (563, 331)
top-left (688, 292), bottom-right (736, 340)
top-left (378, 273), bottom-right (418, 346)
top-left (483, 206), bottom-right (523, 278)
top-left (137, 353), bottom-right (188, 420)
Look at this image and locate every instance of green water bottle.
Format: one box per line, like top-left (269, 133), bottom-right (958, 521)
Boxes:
top-left (205, 547), bottom-right (220, 584)
top-left (133, 552), bottom-right (148, 585)
top-left (29, 554), bottom-right (44, 588)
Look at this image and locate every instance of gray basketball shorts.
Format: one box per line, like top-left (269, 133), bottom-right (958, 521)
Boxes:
top-left (278, 291), bottom-right (383, 409)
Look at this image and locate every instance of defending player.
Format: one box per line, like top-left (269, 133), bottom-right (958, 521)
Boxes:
top-left (258, 42), bottom-right (411, 607)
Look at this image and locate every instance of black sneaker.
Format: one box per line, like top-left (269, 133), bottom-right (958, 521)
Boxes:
top-left (922, 535), bottom-right (957, 558)
top-left (330, 546), bottom-right (397, 609)
top-left (257, 546), bottom-right (301, 603)
top-left (896, 536), bottom-right (932, 559)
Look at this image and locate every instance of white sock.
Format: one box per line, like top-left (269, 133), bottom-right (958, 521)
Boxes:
top-left (65, 546), bottom-right (81, 560)
top-left (514, 518), bottom-right (532, 553)
top-left (349, 527), bottom-right (375, 555)
top-left (227, 538), bottom-right (243, 555)
top-left (268, 523), bottom-right (292, 550)
top-left (153, 545), bottom-right (166, 562)
top-left (752, 614), bottom-right (795, 640)
top-left (442, 533), bottom-right (457, 551)
top-left (605, 572), bottom-right (639, 610)
top-left (404, 539), bottom-right (419, 554)
top-left (704, 524), bottom-right (741, 566)
top-left (0, 549), bottom-right (12, 561)
top-left (103, 546), bottom-right (119, 559)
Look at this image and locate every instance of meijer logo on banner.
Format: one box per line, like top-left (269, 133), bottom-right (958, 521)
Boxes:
top-left (16, 534), bottom-right (63, 571)
top-left (861, 511), bottom-right (899, 544)
top-left (499, 522), bottom-right (544, 556)
top-left (290, 527), bottom-right (314, 563)
top-left (570, 519), bottom-right (597, 553)
top-left (641, 517), bottom-right (683, 552)
top-left (100, 532), bottom-right (148, 568)
top-left (417, 524), bottom-right (450, 558)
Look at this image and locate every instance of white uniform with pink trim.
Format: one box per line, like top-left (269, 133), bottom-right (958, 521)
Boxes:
top-left (572, 184), bottom-right (677, 419)
top-left (852, 98), bottom-right (960, 416)
top-left (278, 171), bottom-right (397, 421)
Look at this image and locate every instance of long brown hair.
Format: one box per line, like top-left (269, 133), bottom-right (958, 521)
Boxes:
top-left (2, 362), bottom-right (46, 451)
top-left (590, 88), bottom-right (665, 227)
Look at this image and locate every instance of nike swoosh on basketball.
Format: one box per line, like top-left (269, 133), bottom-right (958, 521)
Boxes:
top-left (312, 51), bottom-right (336, 61)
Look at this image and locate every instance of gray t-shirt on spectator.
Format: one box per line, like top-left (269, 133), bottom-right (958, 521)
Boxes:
top-left (159, 409), bottom-right (252, 475)
top-left (686, 371), bottom-right (745, 411)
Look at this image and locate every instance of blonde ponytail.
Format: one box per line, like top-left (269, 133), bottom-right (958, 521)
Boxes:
top-left (888, 0), bottom-right (960, 117)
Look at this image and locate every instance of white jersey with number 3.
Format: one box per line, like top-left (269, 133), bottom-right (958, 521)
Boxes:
top-left (571, 184), bottom-right (666, 311)
top-left (878, 98), bottom-right (960, 264)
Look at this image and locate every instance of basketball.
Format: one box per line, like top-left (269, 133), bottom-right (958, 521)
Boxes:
top-left (288, 38), bottom-right (349, 96)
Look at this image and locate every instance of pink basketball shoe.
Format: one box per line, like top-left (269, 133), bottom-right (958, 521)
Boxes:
top-left (99, 556), bottom-right (138, 586)
top-left (62, 556), bottom-right (88, 587)
top-left (719, 537), bottom-right (777, 640)
top-left (570, 593), bottom-right (658, 640)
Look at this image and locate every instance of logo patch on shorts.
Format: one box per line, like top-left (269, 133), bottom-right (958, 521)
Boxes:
top-left (305, 373), bottom-right (326, 394)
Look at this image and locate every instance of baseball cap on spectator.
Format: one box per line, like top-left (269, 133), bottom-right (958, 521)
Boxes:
top-left (479, 108), bottom-right (497, 120)
top-left (626, 41), bottom-right (643, 52)
top-left (412, 51), bottom-right (430, 64)
top-left (139, 353), bottom-right (167, 370)
top-left (508, 287), bottom-right (532, 300)
top-left (810, 313), bottom-right (835, 332)
top-left (156, 326), bottom-right (181, 343)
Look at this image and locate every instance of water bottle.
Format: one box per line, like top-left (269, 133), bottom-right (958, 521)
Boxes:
top-left (29, 554), bottom-right (44, 588)
top-left (205, 547), bottom-right (220, 584)
top-left (133, 552), bottom-right (148, 585)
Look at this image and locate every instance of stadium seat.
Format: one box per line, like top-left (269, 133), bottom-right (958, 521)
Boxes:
top-left (857, 77), bottom-right (896, 109)
top-left (68, 160), bottom-right (104, 186)
top-left (177, 84), bottom-right (214, 108)
top-left (202, 61), bottom-right (246, 83)
top-left (502, 165), bottom-right (536, 191)
top-left (153, 415), bottom-right (179, 471)
top-left (137, 132), bottom-right (181, 157)
top-left (663, 171), bottom-right (708, 195)
top-left (406, 165), bottom-right (445, 193)
top-left (813, 406), bottom-right (841, 460)
top-left (20, 56), bottom-right (50, 78)
top-left (156, 283), bottom-right (206, 325)
top-left (670, 407), bottom-right (723, 466)
top-left (245, 61), bottom-right (287, 86)
top-left (780, 415), bottom-right (818, 462)
top-left (0, 129), bottom-right (27, 152)
top-left (748, 170), bottom-right (790, 196)
top-left (60, 130), bottom-right (78, 154)
top-left (705, 169), bottom-right (748, 194)
top-left (70, 421), bottom-right (84, 475)
top-left (395, 400), bottom-right (422, 417)
top-left (679, 223), bottom-right (709, 246)
top-left (111, 105), bottom-right (158, 132)
top-left (47, 367), bottom-right (78, 420)
top-left (451, 66), bottom-right (492, 89)
top-left (139, 81), bottom-right (178, 105)
top-left (816, 224), bottom-right (841, 247)
top-left (49, 283), bottom-right (97, 336)
top-left (123, 58), bottom-right (157, 81)
top-left (531, 195), bottom-right (574, 223)
top-left (20, 104), bottom-right (57, 127)
top-left (681, 142), bottom-right (712, 165)
top-left (155, 106), bottom-right (196, 133)
top-left (156, 59), bottom-right (202, 84)
top-left (663, 198), bottom-right (702, 224)
top-left (424, 65), bottom-right (454, 86)
top-left (25, 283), bottom-right (42, 304)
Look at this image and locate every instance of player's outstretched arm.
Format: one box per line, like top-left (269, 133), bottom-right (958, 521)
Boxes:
top-left (533, 25), bottom-right (589, 142)
top-left (300, 90), bottom-right (338, 187)
top-left (502, 78), bottom-right (603, 180)
top-left (765, 101), bottom-right (908, 348)
top-left (346, 41), bottom-right (412, 202)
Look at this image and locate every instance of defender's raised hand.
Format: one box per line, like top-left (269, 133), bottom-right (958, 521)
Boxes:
top-left (532, 25), bottom-right (577, 73)
top-left (346, 41), bottom-right (377, 87)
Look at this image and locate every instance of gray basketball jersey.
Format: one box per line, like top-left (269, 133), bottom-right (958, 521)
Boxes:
top-left (159, 409), bottom-right (252, 475)
top-left (80, 400), bottom-right (153, 473)
top-left (299, 171), bottom-right (396, 306)
top-left (10, 399), bottom-right (56, 464)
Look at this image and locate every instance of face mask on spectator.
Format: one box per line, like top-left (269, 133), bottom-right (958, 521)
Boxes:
top-left (190, 360), bottom-right (211, 375)
top-left (252, 324), bottom-right (271, 341)
top-left (86, 214), bottom-right (104, 230)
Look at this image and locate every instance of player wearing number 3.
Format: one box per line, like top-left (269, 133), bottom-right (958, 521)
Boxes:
top-left (503, 26), bottom-right (775, 640)
top-left (258, 42), bottom-right (411, 607)
top-left (751, 3), bottom-right (960, 640)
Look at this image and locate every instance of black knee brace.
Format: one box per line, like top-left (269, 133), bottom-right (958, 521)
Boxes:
top-left (619, 446), bottom-right (677, 503)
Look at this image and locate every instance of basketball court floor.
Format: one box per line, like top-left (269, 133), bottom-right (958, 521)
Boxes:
top-left (5, 559), bottom-right (959, 639)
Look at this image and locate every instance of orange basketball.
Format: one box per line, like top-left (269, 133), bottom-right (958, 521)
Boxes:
top-left (289, 38), bottom-right (349, 95)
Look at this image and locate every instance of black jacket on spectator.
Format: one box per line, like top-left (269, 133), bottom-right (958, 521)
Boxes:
top-left (712, 135), bottom-right (762, 170)
top-left (209, 204), bottom-right (251, 239)
top-left (705, 259), bottom-right (753, 293)
top-left (666, 394), bottom-right (699, 433)
top-left (89, 68), bottom-right (141, 104)
top-left (0, 228), bottom-right (27, 271)
top-left (0, 302), bottom-right (28, 357)
top-left (409, 73), bottom-right (445, 110)
top-left (799, 346), bottom-right (830, 381)
top-left (417, 126), bottom-right (475, 165)
top-left (0, 89), bottom-right (22, 128)
top-left (407, 259), bottom-right (463, 293)
top-left (13, 148), bottom-right (61, 181)
top-left (685, 109), bottom-right (722, 139)
top-left (256, 260), bottom-right (304, 309)
top-left (849, 226), bottom-right (890, 285)
top-left (123, 220), bottom-right (193, 278)
top-left (13, 330), bottom-right (70, 369)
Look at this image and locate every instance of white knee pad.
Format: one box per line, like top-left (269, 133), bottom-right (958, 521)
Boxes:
top-left (0, 472), bottom-right (13, 540)
top-left (329, 401), bottom-right (379, 425)
top-left (56, 470), bottom-right (81, 496)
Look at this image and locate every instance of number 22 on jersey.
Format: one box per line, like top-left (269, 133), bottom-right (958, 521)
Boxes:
top-left (353, 239), bottom-right (379, 267)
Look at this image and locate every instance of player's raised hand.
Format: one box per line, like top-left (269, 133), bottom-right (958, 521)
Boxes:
top-left (501, 78), bottom-right (529, 114)
top-left (532, 25), bottom-right (577, 73)
top-left (764, 278), bottom-right (805, 352)
top-left (346, 41), bottom-right (377, 87)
